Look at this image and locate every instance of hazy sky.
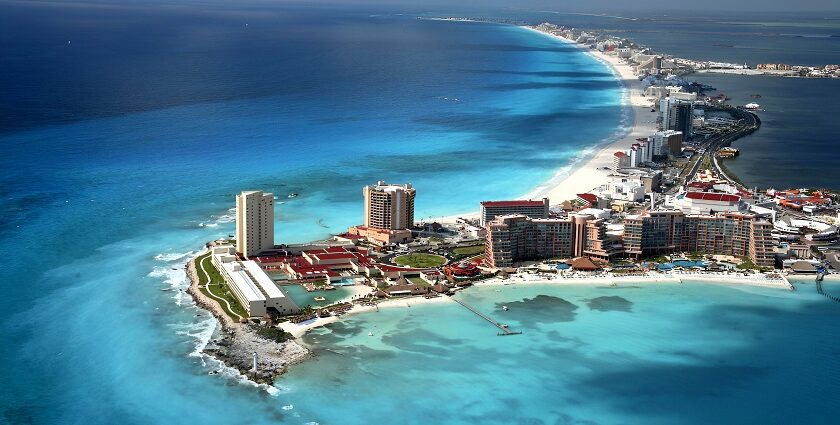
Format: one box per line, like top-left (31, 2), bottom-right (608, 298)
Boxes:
top-left (317, 0), bottom-right (840, 13)
top-left (3, 0), bottom-right (839, 13)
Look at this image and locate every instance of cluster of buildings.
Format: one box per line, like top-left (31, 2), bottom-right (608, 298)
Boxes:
top-left (534, 23), bottom-right (840, 81)
top-left (755, 63), bottom-right (840, 78)
top-left (210, 244), bottom-right (299, 317)
top-left (482, 204), bottom-right (775, 269)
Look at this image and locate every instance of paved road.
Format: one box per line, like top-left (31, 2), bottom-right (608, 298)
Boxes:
top-left (685, 107), bottom-right (760, 186)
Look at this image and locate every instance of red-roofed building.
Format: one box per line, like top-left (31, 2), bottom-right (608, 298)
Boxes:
top-left (576, 193), bottom-right (600, 208)
top-left (444, 260), bottom-right (480, 278)
top-left (676, 191), bottom-right (741, 214)
top-left (480, 198), bottom-right (549, 226)
top-left (613, 151), bottom-right (630, 170)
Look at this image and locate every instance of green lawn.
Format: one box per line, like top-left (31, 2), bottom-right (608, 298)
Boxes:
top-left (394, 253), bottom-right (447, 268)
top-left (407, 276), bottom-right (430, 286)
top-left (452, 245), bottom-right (485, 257)
top-left (196, 254), bottom-right (249, 319)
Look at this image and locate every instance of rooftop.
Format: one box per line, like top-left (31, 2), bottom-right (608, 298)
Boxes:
top-left (481, 199), bottom-right (546, 208)
top-left (685, 192), bottom-right (740, 203)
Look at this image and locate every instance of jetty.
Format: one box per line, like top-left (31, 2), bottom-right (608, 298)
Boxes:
top-left (451, 297), bottom-right (521, 336)
top-left (815, 272), bottom-right (840, 303)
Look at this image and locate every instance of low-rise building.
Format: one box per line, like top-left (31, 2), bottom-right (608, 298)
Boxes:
top-left (674, 191), bottom-right (741, 214)
top-left (211, 246), bottom-right (299, 317)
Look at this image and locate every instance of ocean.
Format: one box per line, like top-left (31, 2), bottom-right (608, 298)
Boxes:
top-left (1, 2), bottom-right (839, 424)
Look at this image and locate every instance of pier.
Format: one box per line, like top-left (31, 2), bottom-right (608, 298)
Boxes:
top-left (815, 273), bottom-right (840, 303)
top-left (451, 297), bottom-right (521, 336)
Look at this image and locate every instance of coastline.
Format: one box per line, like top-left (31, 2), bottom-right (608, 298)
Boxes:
top-left (177, 22), bottom-right (826, 389)
top-left (521, 25), bottom-right (657, 204)
top-left (431, 24), bottom-right (655, 223)
top-left (185, 254), bottom-right (311, 386)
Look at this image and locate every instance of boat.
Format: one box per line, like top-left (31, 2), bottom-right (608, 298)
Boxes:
top-left (314, 296), bottom-right (326, 301)
top-left (287, 193), bottom-right (299, 198)
top-left (368, 332), bottom-right (374, 336)
top-left (744, 102), bottom-right (760, 110)
top-left (502, 306), bottom-right (509, 311)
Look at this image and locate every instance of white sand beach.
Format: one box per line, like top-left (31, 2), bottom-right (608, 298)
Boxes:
top-left (430, 25), bottom-right (657, 224)
top-left (473, 270), bottom-right (794, 290)
top-left (521, 26), bottom-right (660, 203)
top-left (279, 294), bottom-right (453, 337)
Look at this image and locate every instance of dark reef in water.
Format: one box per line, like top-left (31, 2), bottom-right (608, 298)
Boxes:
top-left (586, 296), bottom-right (633, 312)
top-left (496, 295), bottom-right (579, 323)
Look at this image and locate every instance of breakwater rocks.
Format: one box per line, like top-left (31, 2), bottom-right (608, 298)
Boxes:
top-left (205, 329), bottom-right (310, 385)
top-left (185, 257), bottom-right (311, 385)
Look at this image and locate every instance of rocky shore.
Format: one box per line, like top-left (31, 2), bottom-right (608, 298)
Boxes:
top-left (185, 257), bottom-right (311, 385)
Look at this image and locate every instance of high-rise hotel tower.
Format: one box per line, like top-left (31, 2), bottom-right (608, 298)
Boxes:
top-left (235, 190), bottom-right (275, 258)
top-left (363, 181), bottom-right (415, 230)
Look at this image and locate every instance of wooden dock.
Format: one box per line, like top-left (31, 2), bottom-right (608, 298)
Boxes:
top-left (451, 298), bottom-right (521, 336)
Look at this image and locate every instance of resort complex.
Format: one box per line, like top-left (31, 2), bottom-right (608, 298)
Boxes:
top-left (177, 15), bottom-right (840, 396)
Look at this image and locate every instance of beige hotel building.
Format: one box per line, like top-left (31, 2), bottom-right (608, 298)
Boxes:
top-left (235, 190), bottom-right (275, 258)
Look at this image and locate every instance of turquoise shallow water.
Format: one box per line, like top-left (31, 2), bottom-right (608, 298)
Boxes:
top-left (0, 4), bottom-right (628, 424)
top-left (2, 3), bottom-right (839, 424)
top-left (280, 280), bottom-right (840, 425)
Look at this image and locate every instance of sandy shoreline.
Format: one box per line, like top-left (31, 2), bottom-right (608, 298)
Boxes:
top-left (430, 24), bottom-right (656, 224)
top-left (521, 26), bottom-right (659, 203)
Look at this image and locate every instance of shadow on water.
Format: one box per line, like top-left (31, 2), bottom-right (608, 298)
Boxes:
top-left (494, 294), bottom-right (579, 327)
top-left (585, 296), bottom-right (633, 312)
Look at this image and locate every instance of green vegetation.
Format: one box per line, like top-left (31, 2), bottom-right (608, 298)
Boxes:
top-left (393, 253), bottom-right (446, 268)
top-left (253, 326), bottom-right (293, 343)
top-left (736, 259), bottom-right (760, 271)
top-left (407, 276), bottom-right (430, 286)
top-left (686, 252), bottom-right (706, 260)
top-left (452, 245), bottom-right (485, 258)
top-left (196, 254), bottom-right (249, 319)
top-left (701, 155), bottom-right (712, 170)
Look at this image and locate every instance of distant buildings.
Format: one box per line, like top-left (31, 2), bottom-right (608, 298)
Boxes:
top-left (211, 245), bottom-right (299, 317)
top-left (235, 190), bottom-right (275, 258)
top-left (479, 198), bottom-right (550, 226)
top-left (651, 130), bottom-right (684, 157)
top-left (659, 97), bottom-right (693, 137)
top-left (756, 63), bottom-right (792, 71)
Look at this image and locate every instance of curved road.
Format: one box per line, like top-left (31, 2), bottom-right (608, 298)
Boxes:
top-left (198, 256), bottom-right (244, 321)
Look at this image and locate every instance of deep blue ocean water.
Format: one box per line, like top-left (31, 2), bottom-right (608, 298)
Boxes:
top-left (2, 2), bottom-right (839, 424)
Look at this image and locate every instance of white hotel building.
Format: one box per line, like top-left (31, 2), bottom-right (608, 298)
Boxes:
top-left (235, 190), bottom-right (275, 258)
top-left (211, 245), bottom-right (299, 317)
